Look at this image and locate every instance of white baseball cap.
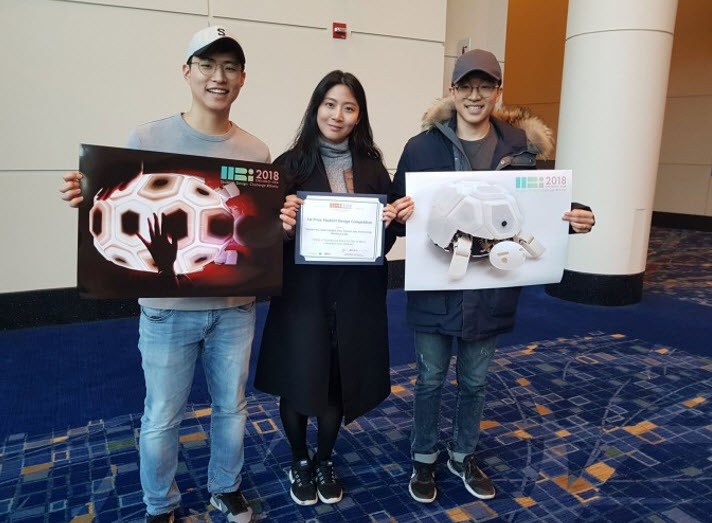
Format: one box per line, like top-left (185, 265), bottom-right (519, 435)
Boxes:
top-left (186, 26), bottom-right (245, 65)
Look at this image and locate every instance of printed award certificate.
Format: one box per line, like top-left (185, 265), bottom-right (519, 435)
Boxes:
top-left (295, 191), bottom-right (386, 265)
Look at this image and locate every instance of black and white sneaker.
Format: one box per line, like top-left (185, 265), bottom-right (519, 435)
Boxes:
top-left (314, 459), bottom-right (343, 504)
top-left (145, 512), bottom-right (174, 523)
top-left (447, 454), bottom-right (495, 500)
top-left (408, 460), bottom-right (437, 503)
top-left (210, 490), bottom-right (254, 522)
top-left (288, 458), bottom-right (318, 506)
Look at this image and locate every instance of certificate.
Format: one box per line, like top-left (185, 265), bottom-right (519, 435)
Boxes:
top-left (295, 191), bottom-right (386, 265)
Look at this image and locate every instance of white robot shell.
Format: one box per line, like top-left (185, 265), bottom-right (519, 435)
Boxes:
top-left (427, 181), bottom-right (523, 250)
top-left (426, 180), bottom-right (544, 278)
top-left (89, 173), bottom-right (239, 274)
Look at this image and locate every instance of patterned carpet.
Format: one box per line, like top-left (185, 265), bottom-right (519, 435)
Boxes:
top-left (1, 227), bottom-right (711, 522)
top-left (645, 227), bottom-right (712, 308)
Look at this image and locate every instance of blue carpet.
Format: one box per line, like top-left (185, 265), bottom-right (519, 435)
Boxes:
top-left (1, 332), bottom-right (711, 522)
top-left (0, 290), bottom-right (415, 440)
top-left (1, 287), bottom-right (708, 440)
top-left (645, 226), bottom-right (712, 308)
top-left (505, 285), bottom-right (710, 358)
top-left (0, 226), bottom-right (710, 521)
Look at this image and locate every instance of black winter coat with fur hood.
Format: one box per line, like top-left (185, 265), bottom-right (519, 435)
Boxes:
top-left (390, 99), bottom-right (557, 341)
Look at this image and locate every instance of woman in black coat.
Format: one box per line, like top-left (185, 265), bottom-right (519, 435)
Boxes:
top-left (254, 70), bottom-right (397, 507)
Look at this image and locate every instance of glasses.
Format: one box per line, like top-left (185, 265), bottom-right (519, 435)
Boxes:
top-left (453, 82), bottom-right (498, 98)
top-left (190, 60), bottom-right (242, 79)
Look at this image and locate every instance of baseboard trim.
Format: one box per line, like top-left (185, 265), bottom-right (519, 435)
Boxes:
top-left (0, 260), bottom-right (407, 331)
top-left (0, 288), bottom-right (139, 331)
top-left (651, 211), bottom-right (712, 232)
top-left (545, 270), bottom-right (644, 306)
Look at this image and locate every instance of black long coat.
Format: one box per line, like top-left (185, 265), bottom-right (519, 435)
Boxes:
top-left (254, 148), bottom-right (394, 424)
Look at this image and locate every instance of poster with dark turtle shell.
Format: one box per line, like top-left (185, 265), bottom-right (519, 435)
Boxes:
top-left (77, 144), bottom-right (285, 298)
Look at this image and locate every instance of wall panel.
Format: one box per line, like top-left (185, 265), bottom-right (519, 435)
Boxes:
top-left (0, 173), bottom-right (78, 293)
top-left (0, 0), bottom-right (201, 170)
top-left (667, 0), bottom-right (712, 97)
top-left (56, 0), bottom-right (206, 15)
top-left (503, 0), bottom-right (568, 106)
top-left (653, 164), bottom-right (711, 215)
top-left (212, 0), bottom-right (329, 28)
top-left (345, 0), bottom-right (446, 41)
top-left (658, 97), bottom-right (712, 166)
top-left (660, 0), bottom-right (712, 219)
top-left (345, 34), bottom-right (445, 170)
top-left (1, 0), bottom-right (446, 292)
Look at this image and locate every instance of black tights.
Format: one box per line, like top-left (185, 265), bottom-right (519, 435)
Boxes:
top-left (279, 395), bottom-right (343, 463)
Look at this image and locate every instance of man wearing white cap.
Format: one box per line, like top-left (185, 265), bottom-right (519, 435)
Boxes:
top-left (60, 26), bottom-right (269, 522)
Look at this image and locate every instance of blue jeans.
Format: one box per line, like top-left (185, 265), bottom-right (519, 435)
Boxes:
top-left (411, 332), bottom-right (497, 464)
top-left (137, 303), bottom-right (255, 516)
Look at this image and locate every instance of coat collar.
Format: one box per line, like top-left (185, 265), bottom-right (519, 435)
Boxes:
top-left (421, 97), bottom-right (555, 160)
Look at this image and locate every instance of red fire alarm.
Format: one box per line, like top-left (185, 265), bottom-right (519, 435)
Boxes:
top-left (333, 22), bottom-right (347, 39)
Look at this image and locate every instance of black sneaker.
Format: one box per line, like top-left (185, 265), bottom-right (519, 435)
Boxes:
top-left (408, 460), bottom-right (437, 503)
top-left (210, 490), bottom-right (254, 523)
top-left (288, 458), bottom-right (318, 506)
top-left (447, 454), bottom-right (495, 499)
top-left (314, 459), bottom-right (343, 504)
top-left (145, 512), bottom-right (174, 523)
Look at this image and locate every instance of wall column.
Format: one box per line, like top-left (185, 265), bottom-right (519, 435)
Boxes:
top-left (546, 0), bottom-right (678, 305)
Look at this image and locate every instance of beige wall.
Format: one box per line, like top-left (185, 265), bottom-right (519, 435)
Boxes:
top-left (3, 0), bottom-right (708, 295)
top-left (655, 0), bottom-right (712, 216)
top-left (0, 0), bottom-right (447, 293)
top-left (444, 0), bottom-right (509, 95)
top-left (502, 0), bottom-right (711, 217)
top-left (501, 0), bottom-right (568, 145)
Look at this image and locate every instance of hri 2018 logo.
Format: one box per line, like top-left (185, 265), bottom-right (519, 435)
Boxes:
top-left (221, 165), bottom-right (280, 188)
top-left (221, 165), bottom-right (255, 183)
top-left (516, 175), bottom-right (567, 190)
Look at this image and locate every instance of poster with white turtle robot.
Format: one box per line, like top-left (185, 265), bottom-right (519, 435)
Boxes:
top-left (405, 170), bottom-right (572, 291)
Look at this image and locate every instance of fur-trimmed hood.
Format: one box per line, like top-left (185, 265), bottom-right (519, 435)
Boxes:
top-left (421, 98), bottom-right (555, 160)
